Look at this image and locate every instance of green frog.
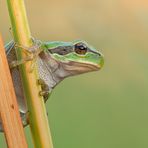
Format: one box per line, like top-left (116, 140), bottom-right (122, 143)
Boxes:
top-left (0, 39), bottom-right (104, 131)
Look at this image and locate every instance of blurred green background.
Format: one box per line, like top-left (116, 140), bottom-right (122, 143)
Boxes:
top-left (0, 0), bottom-right (148, 147)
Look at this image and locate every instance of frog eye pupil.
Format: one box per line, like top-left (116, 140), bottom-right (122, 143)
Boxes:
top-left (75, 44), bottom-right (87, 55)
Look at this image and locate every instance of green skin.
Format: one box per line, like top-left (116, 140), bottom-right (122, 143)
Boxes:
top-left (43, 40), bottom-right (103, 68)
top-left (0, 39), bottom-right (104, 131)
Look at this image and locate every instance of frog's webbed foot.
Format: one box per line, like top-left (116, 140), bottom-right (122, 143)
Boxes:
top-left (9, 56), bottom-right (34, 68)
top-left (9, 39), bottom-right (42, 72)
top-left (38, 79), bottom-right (51, 102)
top-left (20, 111), bottom-right (29, 127)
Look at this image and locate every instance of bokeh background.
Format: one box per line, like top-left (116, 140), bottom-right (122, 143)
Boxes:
top-left (0, 0), bottom-right (148, 147)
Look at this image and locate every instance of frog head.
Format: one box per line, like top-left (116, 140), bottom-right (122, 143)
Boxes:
top-left (43, 40), bottom-right (104, 77)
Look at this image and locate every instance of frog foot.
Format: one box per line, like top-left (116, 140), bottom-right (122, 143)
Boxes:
top-left (20, 111), bottom-right (29, 127)
top-left (9, 39), bottom-right (42, 72)
top-left (38, 79), bottom-right (51, 102)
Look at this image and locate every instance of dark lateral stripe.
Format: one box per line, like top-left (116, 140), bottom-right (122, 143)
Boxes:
top-left (48, 46), bottom-right (73, 55)
top-left (88, 49), bottom-right (101, 56)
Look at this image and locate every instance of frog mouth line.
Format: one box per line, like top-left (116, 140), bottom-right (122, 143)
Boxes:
top-left (61, 61), bottom-right (101, 72)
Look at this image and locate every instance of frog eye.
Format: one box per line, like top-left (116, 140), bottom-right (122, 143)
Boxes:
top-left (74, 43), bottom-right (87, 55)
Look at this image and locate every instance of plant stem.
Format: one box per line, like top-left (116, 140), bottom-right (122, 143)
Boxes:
top-left (6, 0), bottom-right (53, 147)
top-left (0, 34), bottom-right (27, 148)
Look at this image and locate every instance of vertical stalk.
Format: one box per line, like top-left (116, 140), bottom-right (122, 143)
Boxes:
top-left (0, 34), bottom-right (27, 148)
top-left (6, 0), bottom-right (53, 147)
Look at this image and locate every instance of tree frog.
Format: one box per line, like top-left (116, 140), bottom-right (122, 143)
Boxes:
top-left (0, 39), bottom-right (104, 131)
